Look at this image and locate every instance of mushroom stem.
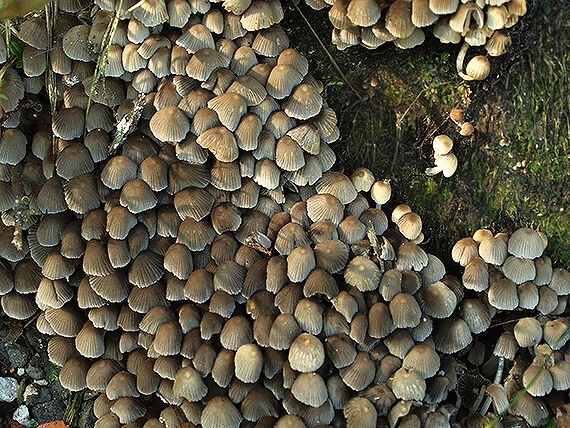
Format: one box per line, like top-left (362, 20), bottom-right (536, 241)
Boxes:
top-left (456, 41), bottom-right (474, 81)
top-left (479, 356), bottom-right (505, 415)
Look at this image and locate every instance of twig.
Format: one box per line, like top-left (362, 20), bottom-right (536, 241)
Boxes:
top-left (289, 1), bottom-right (363, 100)
top-left (44, 2), bottom-right (57, 119)
top-left (85, 0), bottom-right (124, 132)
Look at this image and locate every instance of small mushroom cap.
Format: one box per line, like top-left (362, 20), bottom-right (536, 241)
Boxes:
top-left (314, 239), bottom-right (349, 274)
top-left (306, 193), bottom-right (344, 227)
top-left (86, 359), bottom-right (123, 393)
top-left (508, 227), bottom-right (546, 259)
top-left (172, 366), bottom-right (208, 402)
top-left (291, 372), bottom-right (328, 407)
top-left (106, 206), bottom-right (137, 240)
top-left (522, 364), bottom-right (553, 397)
top-left (63, 25), bottom-right (95, 61)
top-left (286, 245), bottom-right (316, 283)
top-left (186, 48), bottom-right (230, 81)
top-left (536, 285), bottom-right (559, 315)
top-left (368, 179), bottom-right (390, 205)
top-left (451, 237), bottom-right (479, 266)
top-left (350, 167), bottom-right (375, 193)
top-left (251, 25), bottom-right (290, 57)
top-left (533, 256), bottom-right (553, 286)
top-left (106, 371), bottom-right (139, 400)
top-left (432, 134), bottom-right (453, 156)
top-left (388, 205), bottom-right (411, 226)
top-left (269, 313), bottom-right (302, 350)
top-left (548, 360), bottom-right (570, 391)
top-left (219, 316), bottom-right (253, 351)
top-left (101, 155), bottom-right (138, 190)
top-left (324, 333), bottom-right (357, 370)
top-left (403, 344), bottom-right (441, 379)
top-left (89, 271), bottom-right (129, 303)
top-left (344, 256), bottom-right (381, 292)
top-left (64, 173), bottom-right (101, 214)
top-left (74, 321), bottom-right (105, 358)
top-left (433, 317), bottom-right (472, 354)
top-left (488, 278), bottom-right (519, 310)
top-left (433, 152), bottom-right (458, 177)
top-left (429, 0), bottom-right (460, 15)
top-left (128, 250), bottom-right (164, 287)
top-left (138, 155), bottom-right (168, 191)
top-left (275, 135), bottom-right (306, 172)
top-left (110, 396), bottom-right (146, 424)
top-left (315, 171), bottom-right (358, 205)
top-left (201, 396), bottom-right (243, 428)
top-left (416, 281), bottom-right (457, 319)
top-left (422, 253), bottom-right (446, 285)
top-left (513, 317), bottom-right (542, 348)
top-left (177, 24), bottom-right (215, 53)
top-left (153, 320), bottom-right (183, 356)
top-left (396, 211), bottom-right (422, 240)
top-left (1, 291), bottom-right (37, 320)
top-left (517, 281), bottom-right (539, 310)
top-left (464, 55), bottom-right (491, 81)
top-left (478, 235), bottom-right (508, 265)
top-left (288, 333), bottom-right (325, 373)
top-left (392, 368), bottom-right (426, 401)
top-left (462, 256), bottom-right (489, 292)
top-left (460, 298), bottom-right (491, 334)
top-left (304, 268), bottom-right (339, 300)
top-left (149, 106), bottom-right (190, 143)
top-left (283, 83), bottom-right (323, 120)
top-left (502, 255), bottom-right (536, 284)
top-left (384, 329), bottom-right (414, 359)
top-left (395, 241), bottom-right (429, 271)
top-left (59, 356), bottom-right (91, 392)
top-left (389, 293), bottom-right (422, 328)
top-left (339, 352), bottom-right (375, 391)
top-left (346, 0), bottom-right (382, 27)
top-left (493, 331), bottom-right (518, 360)
top-left (510, 391), bottom-right (549, 426)
top-left (164, 243), bottom-right (194, 280)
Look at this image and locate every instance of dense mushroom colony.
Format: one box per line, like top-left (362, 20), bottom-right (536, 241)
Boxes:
top-left (302, 0), bottom-right (527, 79)
top-left (0, 0), bottom-right (568, 427)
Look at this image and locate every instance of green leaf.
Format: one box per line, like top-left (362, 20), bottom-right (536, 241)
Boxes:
top-left (8, 40), bottom-right (22, 57)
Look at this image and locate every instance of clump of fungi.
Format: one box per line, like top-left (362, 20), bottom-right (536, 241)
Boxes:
top-left (0, 1), bottom-right (567, 428)
top-left (302, 0), bottom-right (526, 80)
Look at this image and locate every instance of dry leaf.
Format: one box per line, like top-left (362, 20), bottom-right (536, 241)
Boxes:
top-left (37, 421), bottom-right (70, 428)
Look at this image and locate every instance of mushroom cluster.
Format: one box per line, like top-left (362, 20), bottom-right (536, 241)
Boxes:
top-left (451, 227), bottom-right (570, 427)
top-left (302, 0), bottom-right (526, 79)
top-left (0, 1), bottom-right (568, 428)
